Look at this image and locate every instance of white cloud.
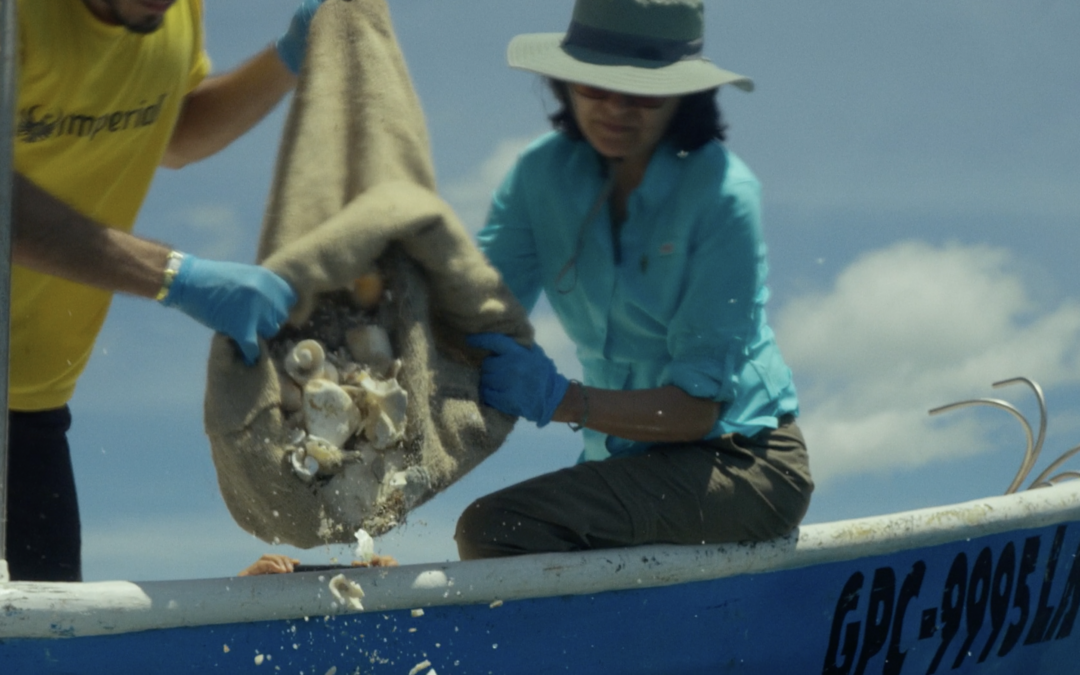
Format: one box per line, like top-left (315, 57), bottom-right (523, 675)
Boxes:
top-left (442, 135), bottom-right (536, 235)
top-left (774, 240), bottom-right (1080, 484)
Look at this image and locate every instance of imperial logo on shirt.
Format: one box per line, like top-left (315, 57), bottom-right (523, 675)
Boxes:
top-left (17, 94), bottom-right (168, 143)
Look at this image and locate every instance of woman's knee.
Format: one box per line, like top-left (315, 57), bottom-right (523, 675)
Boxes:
top-left (454, 495), bottom-right (511, 560)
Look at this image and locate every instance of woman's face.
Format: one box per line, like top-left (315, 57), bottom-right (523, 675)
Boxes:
top-left (569, 84), bottom-right (681, 166)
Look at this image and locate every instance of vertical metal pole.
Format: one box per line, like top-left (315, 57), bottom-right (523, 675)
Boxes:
top-left (0, 0), bottom-right (17, 583)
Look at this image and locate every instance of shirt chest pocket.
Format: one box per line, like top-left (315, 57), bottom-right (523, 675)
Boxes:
top-left (619, 239), bottom-right (687, 325)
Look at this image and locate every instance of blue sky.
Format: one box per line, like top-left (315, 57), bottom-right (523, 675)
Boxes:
top-left (62, 0), bottom-right (1080, 581)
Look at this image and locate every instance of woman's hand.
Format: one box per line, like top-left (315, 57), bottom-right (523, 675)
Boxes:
top-left (467, 333), bottom-right (569, 427)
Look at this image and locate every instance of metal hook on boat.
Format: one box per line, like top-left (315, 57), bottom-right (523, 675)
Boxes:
top-left (928, 377), bottom-right (1077, 493)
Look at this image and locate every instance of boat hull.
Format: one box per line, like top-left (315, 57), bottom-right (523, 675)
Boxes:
top-left (3, 484), bottom-right (1079, 674)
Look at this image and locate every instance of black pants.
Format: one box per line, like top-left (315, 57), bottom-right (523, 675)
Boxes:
top-left (6, 407), bottom-right (81, 582)
top-left (456, 417), bottom-right (813, 560)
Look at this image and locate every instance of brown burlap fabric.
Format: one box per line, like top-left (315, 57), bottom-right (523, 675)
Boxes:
top-left (203, 0), bottom-right (531, 548)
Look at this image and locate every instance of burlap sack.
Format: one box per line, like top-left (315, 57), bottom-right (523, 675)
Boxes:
top-left (203, 0), bottom-right (531, 548)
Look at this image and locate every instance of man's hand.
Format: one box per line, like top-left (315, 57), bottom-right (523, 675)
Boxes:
top-left (161, 254), bottom-right (296, 365)
top-left (238, 554), bottom-right (300, 576)
top-left (276, 0), bottom-right (328, 75)
top-left (466, 333), bottom-right (570, 427)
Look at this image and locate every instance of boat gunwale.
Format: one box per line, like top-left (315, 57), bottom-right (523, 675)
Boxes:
top-left (2, 480), bottom-right (1078, 640)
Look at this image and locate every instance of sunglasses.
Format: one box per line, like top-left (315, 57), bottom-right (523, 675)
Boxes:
top-left (569, 84), bottom-right (669, 110)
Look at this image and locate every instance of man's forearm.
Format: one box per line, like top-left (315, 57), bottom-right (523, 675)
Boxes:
top-left (162, 47), bottom-right (296, 168)
top-left (12, 172), bottom-right (170, 298)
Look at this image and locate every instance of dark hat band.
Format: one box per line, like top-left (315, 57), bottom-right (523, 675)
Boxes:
top-left (562, 21), bottom-right (704, 64)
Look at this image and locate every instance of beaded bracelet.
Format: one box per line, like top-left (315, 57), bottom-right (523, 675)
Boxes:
top-left (567, 379), bottom-right (589, 432)
top-left (155, 251), bottom-right (185, 302)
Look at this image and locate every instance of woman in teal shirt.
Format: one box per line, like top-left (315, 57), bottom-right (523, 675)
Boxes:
top-left (458, 0), bottom-right (813, 559)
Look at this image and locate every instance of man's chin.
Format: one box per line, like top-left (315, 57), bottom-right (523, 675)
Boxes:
top-left (122, 15), bottom-right (165, 34)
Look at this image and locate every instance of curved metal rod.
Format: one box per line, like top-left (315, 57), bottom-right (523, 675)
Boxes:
top-left (1046, 472), bottom-right (1080, 485)
top-left (992, 378), bottom-right (1047, 488)
top-left (1029, 444), bottom-right (1080, 489)
top-left (928, 397), bottom-right (1035, 495)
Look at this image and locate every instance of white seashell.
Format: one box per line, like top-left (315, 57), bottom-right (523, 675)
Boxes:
top-left (354, 528), bottom-right (375, 563)
top-left (328, 574), bottom-right (365, 611)
top-left (285, 339), bottom-right (327, 385)
top-left (345, 325), bottom-right (394, 375)
top-left (354, 372), bottom-right (408, 450)
top-left (303, 380), bottom-right (362, 448)
top-left (289, 447), bottom-right (318, 482)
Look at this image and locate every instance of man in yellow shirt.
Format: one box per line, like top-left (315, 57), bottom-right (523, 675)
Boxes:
top-left (9, 0), bottom-right (325, 581)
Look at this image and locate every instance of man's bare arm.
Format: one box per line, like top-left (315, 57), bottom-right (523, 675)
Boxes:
top-left (12, 172), bottom-right (169, 298)
top-left (162, 47), bottom-right (296, 169)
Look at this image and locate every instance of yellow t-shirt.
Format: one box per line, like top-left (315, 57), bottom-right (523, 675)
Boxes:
top-left (11, 0), bottom-right (211, 411)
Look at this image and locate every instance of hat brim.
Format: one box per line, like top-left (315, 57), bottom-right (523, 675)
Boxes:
top-left (508, 33), bottom-right (754, 96)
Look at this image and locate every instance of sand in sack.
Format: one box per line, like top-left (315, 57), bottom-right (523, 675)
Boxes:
top-left (203, 0), bottom-right (531, 548)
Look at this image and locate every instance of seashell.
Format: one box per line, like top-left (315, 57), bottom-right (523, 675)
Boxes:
top-left (354, 528), bottom-right (375, 563)
top-left (353, 273), bottom-right (384, 310)
top-left (279, 372), bottom-right (304, 413)
top-left (289, 447), bottom-right (319, 482)
top-left (304, 436), bottom-right (346, 473)
top-left (354, 372), bottom-right (408, 450)
top-left (329, 574), bottom-right (365, 611)
top-left (303, 380), bottom-right (362, 448)
top-left (285, 339), bottom-right (327, 385)
top-left (345, 325), bottom-right (394, 375)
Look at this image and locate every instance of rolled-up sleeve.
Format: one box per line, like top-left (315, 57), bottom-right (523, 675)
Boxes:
top-left (663, 178), bottom-right (765, 403)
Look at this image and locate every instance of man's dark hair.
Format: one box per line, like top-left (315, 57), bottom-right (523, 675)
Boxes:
top-left (546, 79), bottom-right (727, 151)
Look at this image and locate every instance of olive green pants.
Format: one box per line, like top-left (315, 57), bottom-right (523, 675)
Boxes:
top-left (455, 417), bottom-right (814, 560)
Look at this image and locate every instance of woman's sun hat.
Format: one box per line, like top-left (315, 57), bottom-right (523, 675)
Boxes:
top-left (507, 0), bottom-right (753, 97)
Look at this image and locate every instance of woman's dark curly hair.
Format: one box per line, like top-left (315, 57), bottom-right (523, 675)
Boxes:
top-left (546, 79), bottom-right (727, 152)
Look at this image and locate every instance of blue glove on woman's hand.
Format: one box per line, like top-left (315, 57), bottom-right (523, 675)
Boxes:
top-left (162, 254), bottom-right (296, 366)
top-left (466, 332), bottom-right (569, 427)
top-left (276, 0), bottom-right (327, 75)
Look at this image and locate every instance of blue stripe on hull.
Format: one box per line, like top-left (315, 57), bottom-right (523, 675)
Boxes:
top-left (4, 522), bottom-right (1079, 674)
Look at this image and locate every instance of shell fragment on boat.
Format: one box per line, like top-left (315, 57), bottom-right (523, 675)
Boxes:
top-left (328, 574), bottom-right (365, 611)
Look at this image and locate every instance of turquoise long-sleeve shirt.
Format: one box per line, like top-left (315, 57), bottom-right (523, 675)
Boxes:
top-left (478, 132), bottom-right (799, 462)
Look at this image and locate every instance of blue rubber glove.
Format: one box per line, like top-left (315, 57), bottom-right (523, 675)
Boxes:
top-left (275, 0), bottom-right (327, 75)
top-left (162, 254), bottom-right (297, 365)
top-left (466, 333), bottom-right (570, 427)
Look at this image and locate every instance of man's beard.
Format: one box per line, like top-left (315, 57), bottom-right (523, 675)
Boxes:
top-left (100, 0), bottom-right (165, 34)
